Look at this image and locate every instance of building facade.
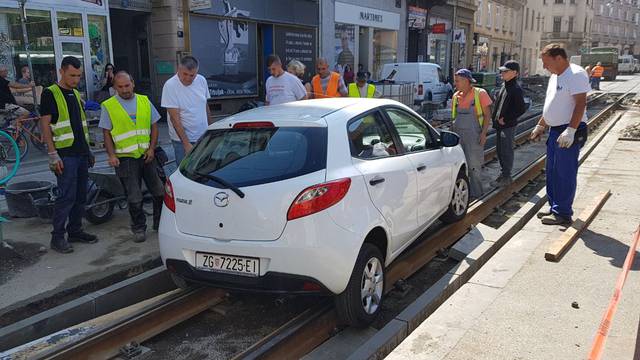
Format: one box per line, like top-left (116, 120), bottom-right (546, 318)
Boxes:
top-left (109, 0), bottom-right (154, 99)
top-left (540, 0), bottom-right (594, 56)
top-left (473, 0), bottom-right (525, 71)
top-left (520, 0), bottom-right (545, 75)
top-left (320, 0), bottom-right (407, 80)
top-left (591, 0), bottom-right (640, 54)
top-left (0, 0), bottom-right (112, 100)
top-left (150, 0), bottom-right (319, 116)
top-left (426, 0), bottom-right (475, 78)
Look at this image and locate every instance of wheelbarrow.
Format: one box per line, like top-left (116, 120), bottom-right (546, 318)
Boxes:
top-left (85, 148), bottom-right (174, 225)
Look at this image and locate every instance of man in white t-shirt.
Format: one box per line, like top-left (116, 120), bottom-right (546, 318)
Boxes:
top-left (161, 56), bottom-right (211, 164)
top-left (530, 44), bottom-right (590, 225)
top-left (265, 55), bottom-right (307, 106)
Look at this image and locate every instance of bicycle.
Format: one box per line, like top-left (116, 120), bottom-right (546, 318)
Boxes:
top-left (0, 107), bottom-right (46, 162)
top-left (0, 129), bottom-right (20, 185)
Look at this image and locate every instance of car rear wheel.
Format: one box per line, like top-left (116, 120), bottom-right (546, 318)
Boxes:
top-left (440, 169), bottom-right (469, 224)
top-left (335, 243), bottom-right (385, 327)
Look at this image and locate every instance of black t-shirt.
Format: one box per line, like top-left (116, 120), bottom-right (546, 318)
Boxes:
top-left (40, 86), bottom-right (90, 156)
top-left (0, 77), bottom-right (17, 109)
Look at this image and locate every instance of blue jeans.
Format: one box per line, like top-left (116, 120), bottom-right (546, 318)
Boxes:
top-left (546, 123), bottom-right (586, 219)
top-left (172, 140), bottom-right (195, 166)
top-left (52, 155), bottom-right (88, 240)
top-left (590, 77), bottom-right (600, 90)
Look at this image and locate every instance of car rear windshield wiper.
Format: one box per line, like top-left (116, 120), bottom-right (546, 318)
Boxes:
top-left (195, 171), bottom-right (245, 199)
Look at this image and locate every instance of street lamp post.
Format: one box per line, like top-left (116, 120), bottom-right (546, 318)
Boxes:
top-left (17, 0), bottom-right (38, 112)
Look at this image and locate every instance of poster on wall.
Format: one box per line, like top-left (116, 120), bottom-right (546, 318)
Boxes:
top-left (453, 29), bottom-right (465, 44)
top-left (334, 24), bottom-right (355, 76)
top-left (273, 26), bottom-right (316, 82)
top-left (408, 6), bottom-right (427, 29)
top-left (190, 15), bottom-right (257, 98)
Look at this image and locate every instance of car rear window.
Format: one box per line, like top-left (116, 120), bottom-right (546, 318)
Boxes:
top-left (181, 127), bottom-right (327, 188)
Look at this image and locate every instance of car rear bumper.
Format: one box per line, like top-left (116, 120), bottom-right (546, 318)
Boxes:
top-left (165, 259), bottom-right (330, 294)
top-left (158, 206), bottom-right (362, 295)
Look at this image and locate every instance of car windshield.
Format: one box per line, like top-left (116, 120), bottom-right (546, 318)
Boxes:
top-left (181, 127), bottom-right (327, 188)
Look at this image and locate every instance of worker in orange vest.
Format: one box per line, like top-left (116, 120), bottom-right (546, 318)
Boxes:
top-left (590, 62), bottom-right (604, 90)
top-left (309, 58), bottom-right (348, 99)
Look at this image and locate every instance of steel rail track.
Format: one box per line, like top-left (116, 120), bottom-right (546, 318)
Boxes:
top-left (26, 91), bottom-right (634, 360)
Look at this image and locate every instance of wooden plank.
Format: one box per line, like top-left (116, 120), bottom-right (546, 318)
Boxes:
top-left (545, 190), bottom-right (612, 262)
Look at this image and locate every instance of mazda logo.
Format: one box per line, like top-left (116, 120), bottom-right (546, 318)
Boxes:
top-left (214, 192), bottom-right (229, 207)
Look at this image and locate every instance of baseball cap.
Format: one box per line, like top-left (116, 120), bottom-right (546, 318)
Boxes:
top-left (499, 60), bottom-right (520, 73)
top-left (455, 69), bottom-right (476, 83)
top-left (356, 71), bottom-right (367, 81)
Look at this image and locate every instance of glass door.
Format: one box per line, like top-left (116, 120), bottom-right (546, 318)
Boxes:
top-left (60, 41), bottom-right (88, 99)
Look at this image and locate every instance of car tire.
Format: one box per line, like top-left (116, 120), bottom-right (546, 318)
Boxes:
top-left (440, 169), bottom-right (470, 224)
top-left (335, 243), bottom-right (385, 327)
top-left (170, 273), bottom-right (192, 290)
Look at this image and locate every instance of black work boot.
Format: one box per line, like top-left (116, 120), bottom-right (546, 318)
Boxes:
top-left (152, 196), bottom-right (163, 231)
top-left (541, 213), bottom-right (572, 226)
top-left (68, 231), bottom-right (98, 244)
top-left (51, 237), bottom-right (74, 254)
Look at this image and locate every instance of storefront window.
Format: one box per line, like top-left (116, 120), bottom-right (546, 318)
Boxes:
top-left (88, 15), bottom-right (110, 96)
top-left (190, 15), bottom-right (257, 98)
top-left (0, 9), bottom-right (56, 88)
top-left (334, 24), bottom-right (355, 79)
top-left (373, 29), bottom-right (397, 80)
top-left (57, 12), bottom-right (83, 37)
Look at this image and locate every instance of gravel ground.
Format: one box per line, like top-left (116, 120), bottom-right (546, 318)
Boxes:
top-left (621, 121), bottom-right (640, 139)
top-left (0, 241), bottom-right (45, 286)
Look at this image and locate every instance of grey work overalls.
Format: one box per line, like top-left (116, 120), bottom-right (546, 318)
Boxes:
top-left (451, 96), bottom-right (484, 198)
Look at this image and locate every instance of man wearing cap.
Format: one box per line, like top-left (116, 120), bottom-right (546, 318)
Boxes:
top-left (491, 60), bottom-right (527, 187)
top-left (530, 44), bottom-right (589, 225)
top-left (451, 69), bottom-right (493, 199)
top-left (348, 72), bottom-right (378, 98)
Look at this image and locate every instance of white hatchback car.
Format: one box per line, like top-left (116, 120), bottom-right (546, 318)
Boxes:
top-left (159, 98), bottom-right (469, 326)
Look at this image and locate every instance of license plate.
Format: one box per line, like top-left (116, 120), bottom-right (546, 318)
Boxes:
top-left (195, 252), bottom-right (260, 277)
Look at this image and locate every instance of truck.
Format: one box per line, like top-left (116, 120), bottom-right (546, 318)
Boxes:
top-left (581, 47), bottom-right (619, 81)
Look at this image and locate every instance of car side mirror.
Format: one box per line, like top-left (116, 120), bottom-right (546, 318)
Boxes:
top-left (440, 131), bottom-right (459, 147)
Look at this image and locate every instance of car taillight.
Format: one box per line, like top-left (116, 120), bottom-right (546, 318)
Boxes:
top-left (233, 121), bottom-right (274, 128)
top-left (417, 84), bottom-right (424, 96)
top-left (164, 179), bottom-right (176, 213)
top-left (287, 178), bottom-right (351, 221)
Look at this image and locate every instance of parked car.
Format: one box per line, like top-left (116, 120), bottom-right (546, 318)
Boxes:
top-left (159, 98), bottom-right (468, 326)
top-left (380, 62), bottom-right (451, 109)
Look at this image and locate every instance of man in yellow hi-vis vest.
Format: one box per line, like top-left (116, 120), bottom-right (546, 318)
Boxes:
top-left (348, 72), bottom-right (378, 98)
top-left (450, 69), bottom-right (492, 199)
top-left (40, 56), bottom-right (97, 254)
top-left (99, 72), bottom-right (164, 243)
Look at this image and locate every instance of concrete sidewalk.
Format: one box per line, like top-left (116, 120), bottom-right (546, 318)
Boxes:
top-left (387, 110), bottom-right (640, 360)
top-left (0, 198), bottom-right (161, 323)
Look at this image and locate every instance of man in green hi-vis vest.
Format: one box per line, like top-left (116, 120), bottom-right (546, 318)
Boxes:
top-left (40, 56), bottom-right (97, 254)
top-left (99, 72), bottom-right (164, 243)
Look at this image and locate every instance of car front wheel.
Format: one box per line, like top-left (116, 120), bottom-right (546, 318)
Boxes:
top-left (335, 243), bottom-right (385, 327)
top-left (440, 169), bottom-right (470, 223)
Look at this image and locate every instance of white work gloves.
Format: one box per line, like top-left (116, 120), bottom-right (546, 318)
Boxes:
top-left (48, 151), bottom-right (63, 175)
top-left (557, 127), bottom-right (576, 148)
top-left (530, 125), bottom-right (546, 141)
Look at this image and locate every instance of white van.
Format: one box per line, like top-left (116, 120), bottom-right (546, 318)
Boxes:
top-left (380, 63), bottom-right (451, 107)
top-left (618, 55), bottom-right (635, 73)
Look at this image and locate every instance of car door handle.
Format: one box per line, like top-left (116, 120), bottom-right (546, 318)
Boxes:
top-left (417, 164), bottom-right (427, 171)
top-left (369, 177), bottom-right (385, 186)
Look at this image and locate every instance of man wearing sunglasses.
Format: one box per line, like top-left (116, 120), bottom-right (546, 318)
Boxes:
top-left (491, 60), bottom-right (527, 187)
